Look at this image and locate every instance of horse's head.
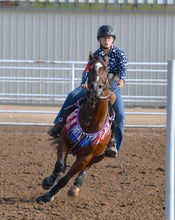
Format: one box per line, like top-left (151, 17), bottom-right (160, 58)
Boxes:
top-left (87, 52), bottom-right (109, 99)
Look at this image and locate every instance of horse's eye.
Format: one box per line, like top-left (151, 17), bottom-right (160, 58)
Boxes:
top-left (99, 85), bottom-right (103, 89)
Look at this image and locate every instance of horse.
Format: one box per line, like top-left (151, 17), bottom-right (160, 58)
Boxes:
top-left (36, 52), bottom-right (116, 204)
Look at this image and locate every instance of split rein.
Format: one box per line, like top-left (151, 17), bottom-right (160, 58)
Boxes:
top-left (99, 85), bottom-right (119, 100)
top-left (93, 62), bottom-right (119, 100)
top-left (96, 72), bottom-right (119, 100)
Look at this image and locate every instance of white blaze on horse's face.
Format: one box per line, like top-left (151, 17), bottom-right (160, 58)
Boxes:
top-left (89, 61), bottom-right (105, 98)
top-left (95, 62), bottom-right (103, 82)
top-left (96, 75), bottom-right (99, 82)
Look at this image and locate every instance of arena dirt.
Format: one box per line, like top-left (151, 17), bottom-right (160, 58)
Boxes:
top-left (0, 106), bottom-right (166, 220)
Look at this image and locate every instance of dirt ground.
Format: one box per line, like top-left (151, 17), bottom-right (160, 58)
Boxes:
top-left (0, 106), bottom-right (166, 220)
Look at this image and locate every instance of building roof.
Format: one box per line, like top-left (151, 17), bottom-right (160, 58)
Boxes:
top-left (4, 0), bottom-right (175, 4)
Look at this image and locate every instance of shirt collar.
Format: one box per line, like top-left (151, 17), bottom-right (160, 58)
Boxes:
top-left (98, 46), bottom-right (116, 56)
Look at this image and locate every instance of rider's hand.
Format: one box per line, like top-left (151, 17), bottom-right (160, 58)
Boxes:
top-left (81, 83), bottom-right (89, 91)
top-left (117, 79), bottom-right (124, 88)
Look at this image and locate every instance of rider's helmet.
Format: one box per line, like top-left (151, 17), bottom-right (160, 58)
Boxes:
top-left (97, 25), bottom-right (116, 41)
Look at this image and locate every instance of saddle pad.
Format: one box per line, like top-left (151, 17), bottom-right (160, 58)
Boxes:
top-left (65, 107), bottom-right (112, 147)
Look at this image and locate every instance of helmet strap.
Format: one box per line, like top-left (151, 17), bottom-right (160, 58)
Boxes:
top-left (100, 44), bottom-right (113, 50)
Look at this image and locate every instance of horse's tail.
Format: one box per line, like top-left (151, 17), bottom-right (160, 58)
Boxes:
top-left (48, 137), bottom-right (60, 148)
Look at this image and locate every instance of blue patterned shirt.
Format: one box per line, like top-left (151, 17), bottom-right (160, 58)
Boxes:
top-left (81, 46), bottom-right (128, 84)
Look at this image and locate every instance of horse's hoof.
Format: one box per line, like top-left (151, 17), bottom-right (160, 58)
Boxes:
top-left (67, 185), bottom-right (80, 197)
top-left (42, 177), bottom-right (53, 190)
top-left (105, 146), bottom-right (118, 158)
top-left (36, 195), bottom-right (46, 204)
top-left (36, 193), bottom-right (54, 204)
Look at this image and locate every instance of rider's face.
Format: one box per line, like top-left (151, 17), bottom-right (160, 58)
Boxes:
top-left (99, 36), bottom-right (114, 48)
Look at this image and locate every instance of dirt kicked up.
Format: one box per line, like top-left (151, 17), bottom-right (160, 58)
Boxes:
top-left (0, 125), bottom-right (165, 220)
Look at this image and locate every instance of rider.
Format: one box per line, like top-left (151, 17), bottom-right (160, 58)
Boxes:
top-left (47, 25), bottom-right (127, 158)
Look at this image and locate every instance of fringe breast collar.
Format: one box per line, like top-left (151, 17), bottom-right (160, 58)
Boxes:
top-left (65, 107), bottom-right (115, 147)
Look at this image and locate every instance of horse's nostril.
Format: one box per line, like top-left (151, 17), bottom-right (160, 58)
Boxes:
top-left (90, 84), bottom-right (94, 89)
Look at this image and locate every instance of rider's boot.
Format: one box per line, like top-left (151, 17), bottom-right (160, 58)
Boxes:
top-left (48, 98), bottom-right (87, 138)
top-left (105, 138), bottom-right (118, 158)
top-left (47, 109), bottom-right (72, 138)
top-left (47, 118), bottom-right (64, 138)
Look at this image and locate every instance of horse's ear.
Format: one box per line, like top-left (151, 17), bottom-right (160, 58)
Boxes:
top-left (104, 55), bottom-right (109, 64)
top-left (89, 51), bottom-right (94, 62)
top-left (101, 55), bottom-right (108, 70)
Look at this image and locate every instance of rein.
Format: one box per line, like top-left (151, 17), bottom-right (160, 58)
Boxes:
top-left (92, 61), bottom-right (119, 100)
top-left (88, 68), bottom-right (119, 101)
top-left (99, 86), bottom-right (119, 100)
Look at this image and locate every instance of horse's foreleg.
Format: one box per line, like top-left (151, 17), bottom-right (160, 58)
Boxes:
top-left (86, 153), bottom-right (105, 167)
top-left (36, 173), bottom-right (69, 203)
top-left (42, 144), bottom-right (68, 190)
top-left (42, 158), bottom-right (66, 190)
top-left (67, 154), bottom-right (105, 197)
top-left (68, 169), bottom-right (87, 197)
top-left (36, 156), bottom-right (92, 204)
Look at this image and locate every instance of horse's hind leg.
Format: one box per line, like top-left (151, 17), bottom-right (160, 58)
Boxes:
top-left (68, 169), bottom-right (87, 197)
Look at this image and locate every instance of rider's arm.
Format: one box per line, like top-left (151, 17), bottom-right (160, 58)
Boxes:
top-left (81, 63), bottom-right (90, 90)
top-left (118, 50), bottom-right (127, 83)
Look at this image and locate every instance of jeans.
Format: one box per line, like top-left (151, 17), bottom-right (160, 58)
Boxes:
top-left (54, 80), bottom-right (125, 152)
top-left (109, 80), bottom-right (125, 152)
top-left (54, 86), bottom-right (86, 123)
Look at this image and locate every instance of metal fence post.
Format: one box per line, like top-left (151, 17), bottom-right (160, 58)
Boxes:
top-left (166, 60), bottom-right (175, 220)
top-left (71, 63), bottom-right (75, 91)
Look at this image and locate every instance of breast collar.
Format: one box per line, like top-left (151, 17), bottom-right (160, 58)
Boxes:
top-left (65, 107), bottom-right (115, 147)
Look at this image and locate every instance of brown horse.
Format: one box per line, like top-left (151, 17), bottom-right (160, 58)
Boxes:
top-left (36, 52), bottom-right (115, 204)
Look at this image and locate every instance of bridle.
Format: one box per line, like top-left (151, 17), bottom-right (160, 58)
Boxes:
top-left (87, 60), bottom-right (108, 99)
top-left (88, 59), bottom-right (118, 101)
top-left (96, 72), bottom-right (108, 88)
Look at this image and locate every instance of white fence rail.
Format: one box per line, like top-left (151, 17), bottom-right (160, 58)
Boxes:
top-left (0, 59), bottom-right (167, 105)
top-left (0, 60), bottom-right (167, 127)
top-left (0, 110), bottom-right (166, 128)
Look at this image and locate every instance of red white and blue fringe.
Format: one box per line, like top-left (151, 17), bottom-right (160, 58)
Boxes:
top-left (65, 107), bottom-right (114, 147)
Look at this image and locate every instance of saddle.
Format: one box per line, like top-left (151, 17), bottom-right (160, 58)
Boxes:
top-left (48, 94), bottom-right (116, 142)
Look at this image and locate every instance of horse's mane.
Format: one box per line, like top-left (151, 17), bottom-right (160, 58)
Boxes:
top-left (89, 52), bottom-right (108, 70)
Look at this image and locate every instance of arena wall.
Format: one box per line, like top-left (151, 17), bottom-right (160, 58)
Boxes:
top-left (0, 9), bottom-right (174, 106)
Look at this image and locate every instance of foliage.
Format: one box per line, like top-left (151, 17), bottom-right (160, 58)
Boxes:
top-left (0, 1), bottom-right (175, 11)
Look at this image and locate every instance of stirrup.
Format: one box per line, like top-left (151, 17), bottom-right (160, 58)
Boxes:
top-left (47, 127), bottom-right (59, 138)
